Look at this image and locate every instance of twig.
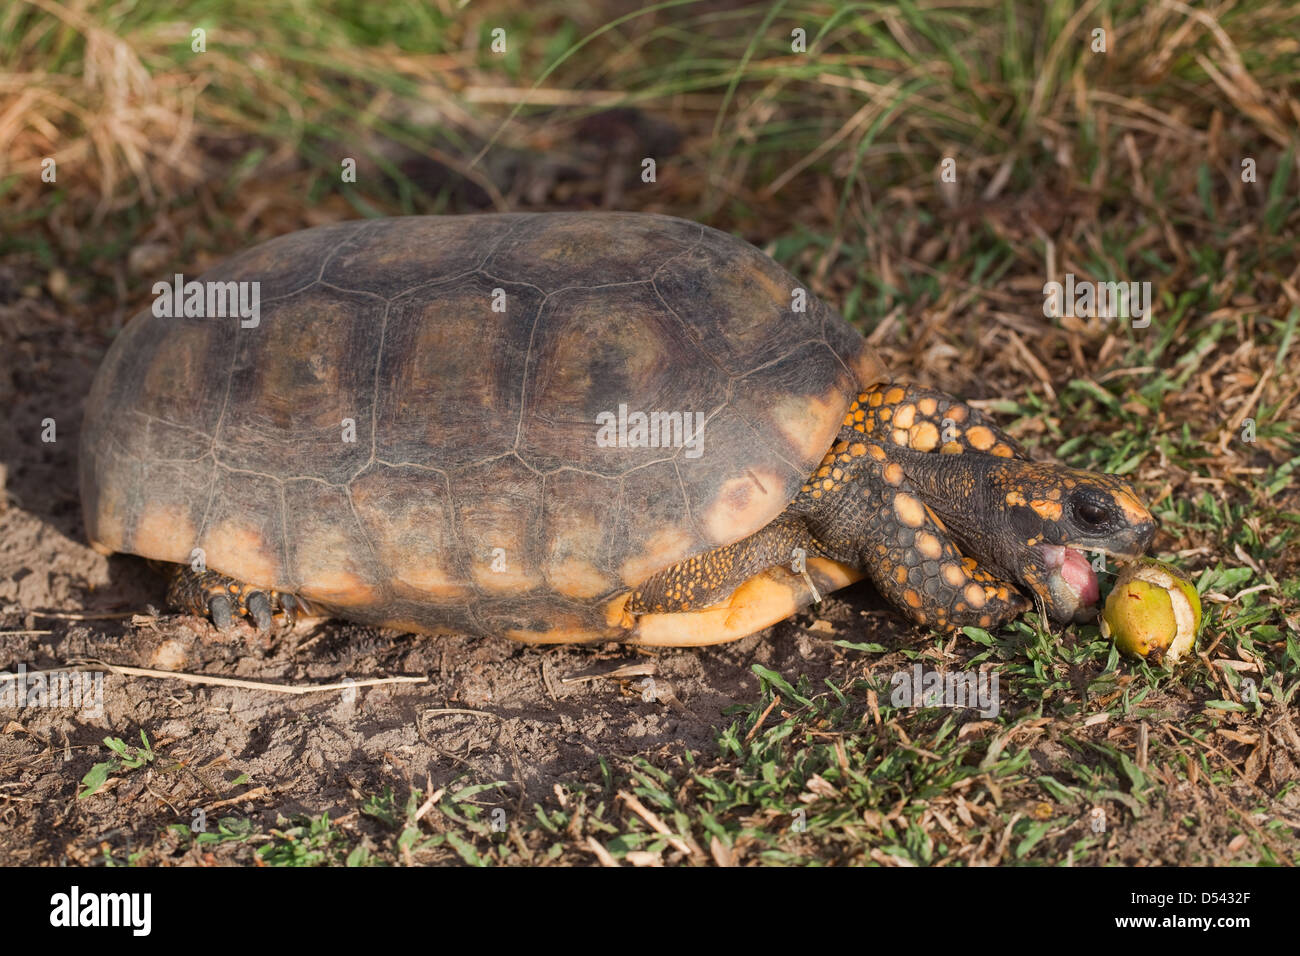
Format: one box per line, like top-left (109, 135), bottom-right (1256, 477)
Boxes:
top-left (56, 659), bottom-right (425, 694)
top-left (204, 786), bottom-right (271, 812)
top-left (30, 610), bottom-right (136, 621)
top-left (618, 791), bottom-right (703, 862)
top-left (744, 694), bottom-right (782, 744)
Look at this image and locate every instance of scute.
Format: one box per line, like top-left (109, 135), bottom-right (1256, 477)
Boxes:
top-left (198, 468), bottom-right (286, 587)
top-left (204, 219), bottom-right (368, 301)
top-left (653, 235), bottom-right (820, 375)
top-left (350, 464), bottom-right (470, 604)
top-left (283, 478), bottom-right (386, 606)
top-left (453, 456), bottom-right (546, 594)
top-left (539, 470), bottom-right (621, 598)
top-left (518, 282), bottom-right (721, 474)
top-left (321, 215), bottom-right (520, 295)
top-left (223, 284), bottom-right (382, 484)
top-left (481, 212), bottom-right (701, 291)
top-left (80, 212), bottom-right (883, 640)
top-left (378, 272), bottom-right (544, 466)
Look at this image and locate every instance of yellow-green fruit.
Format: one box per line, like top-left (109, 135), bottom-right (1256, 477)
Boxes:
top-left (1101, 560), bottom-right (1201, 665)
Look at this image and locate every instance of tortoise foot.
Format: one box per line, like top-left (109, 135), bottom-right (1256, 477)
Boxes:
top-left (166, 566), bottom-right (302, 632)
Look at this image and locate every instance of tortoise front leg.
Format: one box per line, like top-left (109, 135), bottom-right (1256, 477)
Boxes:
top-left (627, 515), bottom-right (820, 614)
top-left (166, 565), bottom-right (303, 632)
top-left (848, 482), bottom-right (1031, 631)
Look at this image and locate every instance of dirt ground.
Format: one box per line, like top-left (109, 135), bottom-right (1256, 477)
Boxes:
top-left (0, 309), bottom-right (888, 863)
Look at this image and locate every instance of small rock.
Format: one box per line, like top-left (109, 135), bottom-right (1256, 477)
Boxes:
top-left (46, 268), bottom-right (70, 302)
top-left (128, 243), bottom-right (173, 278)
top-left (149, 638), bottom-right (190, 671)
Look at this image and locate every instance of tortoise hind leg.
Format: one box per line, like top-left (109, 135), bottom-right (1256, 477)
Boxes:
top-left (166, 565), bottom-right (303, 632)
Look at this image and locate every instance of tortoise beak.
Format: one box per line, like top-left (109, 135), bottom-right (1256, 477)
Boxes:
top-left (1032, 514), bottom-right (1157, 623)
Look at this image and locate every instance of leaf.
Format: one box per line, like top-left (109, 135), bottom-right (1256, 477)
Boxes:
top-left (1117, 752), bottom-right (1149, 798)
top-left (78, 761), bottom-right (114, 800)
top-left (345, 845), bottom-right (371, 867)
top-left (751, 664), bottom-right (811, 707)
top-left (1036, 775), bottom-right (1081, 805)
top-left (1205, 700), bottom-right (1247, 712)
top-left (834, 640), bottom-right (887, 653)
top-left (448, 781), bottom-right (506, 803)
top-left (1016, 819), bottom-right (1054, 858)
top-left (446, 831), bottom-right (484, 866)
top-left (1264, 144), bottom-right (1294, 233)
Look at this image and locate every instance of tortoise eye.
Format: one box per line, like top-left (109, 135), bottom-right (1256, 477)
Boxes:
top-left (1073, 498), bottom-right (1111, 529)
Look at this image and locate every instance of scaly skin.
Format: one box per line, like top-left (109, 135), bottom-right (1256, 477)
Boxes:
top-left (628, 382), bottom-right (1156, 629)
top-left (166, 567), bottom-right (304, 632)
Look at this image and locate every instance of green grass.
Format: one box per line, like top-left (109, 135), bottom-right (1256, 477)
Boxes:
top-left (78, 731), bottom-right (158, 800)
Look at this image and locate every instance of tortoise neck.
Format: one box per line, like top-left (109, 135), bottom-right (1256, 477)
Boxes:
top-left (896, 446), bottom-right (1004, 507)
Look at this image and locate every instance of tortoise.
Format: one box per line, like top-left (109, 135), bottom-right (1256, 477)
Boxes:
top-left (80, 212), bottom-right (1156, 646)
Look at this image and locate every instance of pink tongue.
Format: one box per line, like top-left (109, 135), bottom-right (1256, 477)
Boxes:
top-left (1059, 548), bottom-right (1099, 606)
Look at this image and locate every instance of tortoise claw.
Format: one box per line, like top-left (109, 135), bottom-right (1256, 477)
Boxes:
top-left (247, 591), bottom-right (273, 631)
top-left (208, 593), bottom-right (235, 631)
top-left (279, 593), bottom-right (299, 626)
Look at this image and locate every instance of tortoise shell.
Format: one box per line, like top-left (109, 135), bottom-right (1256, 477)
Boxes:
top-left (80, 213), bottom-right (885, 643)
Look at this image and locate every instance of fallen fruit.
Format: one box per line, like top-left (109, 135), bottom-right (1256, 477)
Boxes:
top-left (1100, 560), bottom-right (1201, 665)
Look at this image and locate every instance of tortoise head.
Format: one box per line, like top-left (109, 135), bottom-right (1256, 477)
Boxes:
top-left (908, 456), bottom-right (1157, 623)
top-left (977, 463), bottom-right (1156, 621)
